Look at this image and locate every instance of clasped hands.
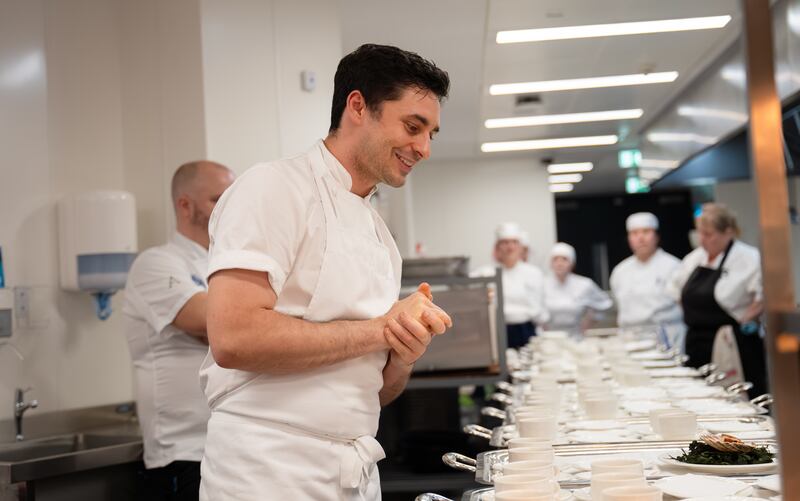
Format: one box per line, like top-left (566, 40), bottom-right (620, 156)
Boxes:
top-left (381, 282), bottom-right (453, 368)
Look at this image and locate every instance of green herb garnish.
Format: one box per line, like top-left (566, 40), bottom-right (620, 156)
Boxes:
top-left (672, 440), bottom-right (774, 465)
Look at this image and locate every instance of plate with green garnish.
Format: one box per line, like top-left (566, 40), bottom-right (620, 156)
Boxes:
top-left (659, 436), bottom-right (778, 474)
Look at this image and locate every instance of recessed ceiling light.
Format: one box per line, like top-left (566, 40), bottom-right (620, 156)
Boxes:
top-left (490, 72), bottom-right (678, 96)
top-left (547, 162), bottom-right (594, 173)
top-left (549, 173), bottom-right (583, 183)
top-left (646, 132), bottom-right (718, 145)
top-left (485, 109), bottom-right (643, 128)
top-left (549, 183), bottom-right (574, 193)
top-left (496, 15), bottom-right (731, 44)
top-left (639, 158), bottom-right (679, 169)
top-left (482, 135), bottom-right (618, 153)
top-left (677, 105), bottom-right (748, 122)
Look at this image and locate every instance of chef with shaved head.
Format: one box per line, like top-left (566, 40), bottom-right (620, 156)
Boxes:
top-left (122, 160), bottom-right (235, 500)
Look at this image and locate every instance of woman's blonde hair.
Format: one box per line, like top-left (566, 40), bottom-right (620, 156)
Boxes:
top-left (697, 202), bottom-right (741, 237)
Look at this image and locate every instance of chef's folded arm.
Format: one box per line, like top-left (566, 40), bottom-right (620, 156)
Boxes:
top-left (172, 292), bottom-right (209, 340)
top-left (206, 270), bottom-right (451, 377)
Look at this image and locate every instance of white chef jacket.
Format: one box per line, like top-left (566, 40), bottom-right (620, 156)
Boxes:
top-left (199, 140), bottom-right (400, 500)
top-left (544, 273), bottom-right (612, 332)
top-left (610, 248), bottom-right (683, 327)
top-left (121, 232), bottom-right (211, 469)
top-left (473, 262), bottom-right (549, 325)
top-left (667, 240), bottom-right (762, 322)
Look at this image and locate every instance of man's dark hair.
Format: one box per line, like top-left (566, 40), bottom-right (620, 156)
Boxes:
top-left (329, 44), bottom-right (450, 133)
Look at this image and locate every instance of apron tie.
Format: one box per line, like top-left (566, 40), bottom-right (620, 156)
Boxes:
top-left (339, 435), bottom-right (386, 491)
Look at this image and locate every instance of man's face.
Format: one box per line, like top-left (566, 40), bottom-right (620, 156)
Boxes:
top-left (495, 238), bottom-right (522, 266)
top-left (189, 167), bottom-right (235, 231)
top-left (627, 228), bottom-right (658, 259)
top-left (354, 86), bottom-right (441, 188)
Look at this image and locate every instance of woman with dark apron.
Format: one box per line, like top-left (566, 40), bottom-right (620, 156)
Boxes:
top-left (675, 204), bottom-right (768, 398)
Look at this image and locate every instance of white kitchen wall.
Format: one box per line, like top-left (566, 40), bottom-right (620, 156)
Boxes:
top-left (409, 157), bottom-right (557, 271)
top-left (200, 0), bottom-right (341, 172)
top-left (0, 0), bottom-right (343, 422)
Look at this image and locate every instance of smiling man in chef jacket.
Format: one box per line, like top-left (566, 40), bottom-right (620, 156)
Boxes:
top-left (122, 161), bottom-right (235, 500)
top-left (609, 212), bottom-right (685, 349)
top-left (198, 44), bottom-right (453, 500)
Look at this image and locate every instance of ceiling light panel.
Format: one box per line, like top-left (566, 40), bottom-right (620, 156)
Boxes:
top-left (496, 15), bottom-right (731, 44)
top-left (549, 183), bottom-right (574, 193)
top-left (547, 162), bottom-right (594, 173)
top-left (490, 72), bottom-right (679, 95)
top-left (549, 173), bottom-right (583, 183)
top-left (482, 135), bottom-right (618, 153)
top-left (646, 132), bottom-right (718, 145)
top-left (485, 109), bottom-right (643, 129)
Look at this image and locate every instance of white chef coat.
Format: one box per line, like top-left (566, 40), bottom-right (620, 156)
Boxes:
top-left (543, 273), bottom-right (612, 332)
top-left (610, 248), bottom-right (683, 327)
top-left (473, 262), bottom-right (549, 325)
top-left (121, 232), bottom-right (211, 469)
top-left (199, 140), bottom-right (401, 501)
top-left (667, 240), bottom-right (762, 322)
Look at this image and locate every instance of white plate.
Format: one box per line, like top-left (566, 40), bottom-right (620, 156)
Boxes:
top-left (659, 453), bottom-right (779, 475)
top-left (564, 420), bottom-right (625, 431)
top-left (755, 474), bottom-right (781, 493)
top-left (479, 489), bottom-right (573, 501)
top-left (653, 474), bottom-right (753, 498)
top-left (703, 420), bottom-right (767, 433)
top-left (667, 386), bottom-right (726, 399)
top-left (641, 359), bottom-right (677, 368)
top-left (681, 498), bottom-right (763, 501)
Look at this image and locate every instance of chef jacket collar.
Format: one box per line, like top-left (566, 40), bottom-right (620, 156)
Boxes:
top-left (318, 140), bottom-right (379, 200)
top-left (172, 232), bottom-right (208, 260)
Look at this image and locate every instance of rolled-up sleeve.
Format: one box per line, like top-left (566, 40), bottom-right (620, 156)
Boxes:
top-left (206, 164), bottom-right (308, 296)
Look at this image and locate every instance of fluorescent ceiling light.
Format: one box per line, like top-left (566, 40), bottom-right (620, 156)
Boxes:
top-left (639, 158), bottom-right (679, 169)
top-left (485, 109), bottom-right (643, 128)
top-left (647, 132), bottom-right (718, 145)
top-left (549, 173), bottom-right (583, 183)
top-left (490, 72), bottom-right (678, 96)
top-left (677, 105), bottom-right (748, 122)
top-left (549, 183), bottom-right (574, 193)
top-left (497, 16), bottom-right (732, 44)
top-left (639, 168), bottom-right (666, 180)
top-left (547, 162), bottom-right (594, 173)
top-left (482, 135), bottom-right (618, 153)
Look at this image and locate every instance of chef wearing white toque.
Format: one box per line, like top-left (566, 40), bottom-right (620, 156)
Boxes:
top-left (544, 242), bottom-right (612, 334)
top-left (610, 212), bottom-right (685, 349)
top-left (475, 222), bottom-right (548, 348)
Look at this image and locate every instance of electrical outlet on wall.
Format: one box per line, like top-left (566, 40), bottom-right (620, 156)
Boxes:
top-left (14, 286), bottom-right (49, 330)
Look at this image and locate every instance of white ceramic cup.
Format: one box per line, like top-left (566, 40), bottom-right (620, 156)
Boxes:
top-left (647, 408), bottom-right (680, 435)
top-left (517, 416), bottom-right (558, 440)
top-left (590, 458), bottom-right (644, 476)
top-left (590, 473), bottom-right (648, 501)
top-left (601, 485), bottom-right (663, 501)
top-left (505, 437), bottom-right (554, 451)
top-left (584, 396), bottom-right (618, 419)
top-left (494, 473), bottom-right (560, 494)
top-left (500, 459), bottom-right (559, 478)
top-left (658, 411), bottom-right (697, 440)
top-left (508, 446), bottom-right (556, 463)
top-left (495, 490), bottom-right (557, 501)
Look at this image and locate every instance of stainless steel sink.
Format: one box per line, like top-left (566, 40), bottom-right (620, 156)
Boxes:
top-left (0, 432), bottom-right (142, 484)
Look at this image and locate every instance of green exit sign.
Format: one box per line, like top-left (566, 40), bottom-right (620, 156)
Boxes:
top-left (618, 149), bottom-right (642, 169)
top-left (626, 175), bottom-right (650, 194)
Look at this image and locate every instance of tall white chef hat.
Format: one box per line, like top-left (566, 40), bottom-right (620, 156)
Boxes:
top-left (550, 242), bottom-right (576, 263)
top-left (496, 222), bottom-right (523, 241)
top-left (626, 212), bottom-right (659, 232)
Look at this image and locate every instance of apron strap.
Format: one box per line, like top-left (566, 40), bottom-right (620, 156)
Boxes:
top-left (339, 435), bottom-right (386, 491)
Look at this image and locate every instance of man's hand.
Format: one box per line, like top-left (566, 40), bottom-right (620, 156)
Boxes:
top-left (382, 283), bottom-right (452, 366)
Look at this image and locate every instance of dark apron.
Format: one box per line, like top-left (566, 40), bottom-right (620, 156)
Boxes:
top-left (506, 321), bottom-right (537, 349)
top-left (680, 241), bottom-right (768, 397)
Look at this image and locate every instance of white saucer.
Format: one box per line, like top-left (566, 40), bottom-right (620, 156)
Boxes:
top-left (755, 474), bottom-right (781, 493)
top-left (659, 453), bottom-right (779, 475)
top-left (653, 474), bottom-right (753, 498)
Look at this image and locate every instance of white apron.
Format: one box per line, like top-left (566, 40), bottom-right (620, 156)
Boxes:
top-left (199, 145), bottom-right (401, 500)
